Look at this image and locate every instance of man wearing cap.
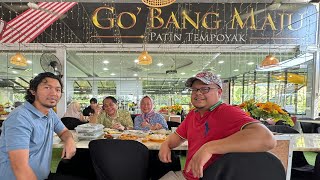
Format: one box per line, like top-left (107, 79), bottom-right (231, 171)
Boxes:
top-left (159, 71), bottom-right (276, 180)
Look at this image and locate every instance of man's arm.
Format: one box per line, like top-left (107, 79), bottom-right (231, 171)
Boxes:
top-left (159, 133), bottom-right (186, 163)
top-left (8, 149), bottom-right (37, 180)
top-left (57, 128), bottom-right (76, 159)
top-left (186, 123), bottom-right (276, 178)
top-left (204, 123), bottom-right (276, 154)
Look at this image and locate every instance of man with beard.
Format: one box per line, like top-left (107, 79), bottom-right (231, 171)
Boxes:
top-left (159, 71), bottom-right (276, 180)
top-left (0, 72), bottom-right (76, 180)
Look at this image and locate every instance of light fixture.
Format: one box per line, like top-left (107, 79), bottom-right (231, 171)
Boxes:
top-left (138, 50), bottom-right (152, 65)
top-left (256, 53), bottom-right (313, 72)
top-left (260, 54), bottom-right (279, 67)
top-left (142, 0), bottom-right (176, 7)
top-left (10, 52), bottom-right (27, 66)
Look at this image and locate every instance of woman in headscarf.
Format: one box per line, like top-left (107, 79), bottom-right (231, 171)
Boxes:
top-left (63, 101), bottom-right (87, 122)
top-left (134, 96), bottom-right (168, 131)
top-left (90, 96), bottom-right (133, 130)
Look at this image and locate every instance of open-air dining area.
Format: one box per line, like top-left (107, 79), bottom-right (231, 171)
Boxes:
top-left (0, 0), bottom-right (320, 180)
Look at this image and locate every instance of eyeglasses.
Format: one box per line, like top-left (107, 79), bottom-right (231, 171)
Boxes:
top-left (187, 87), bottom-right (219, 94)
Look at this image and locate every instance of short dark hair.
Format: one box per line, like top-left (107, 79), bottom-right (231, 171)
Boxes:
top-left (25, 72), bottom-right (63, 104)
top-left (90, 98), bottom-right (97, 104)
top-left (104, 96), bottom-right (117, 104)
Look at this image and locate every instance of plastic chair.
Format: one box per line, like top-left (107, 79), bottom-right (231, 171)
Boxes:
top-left (202, 152), bottom-right (286, 180)
top-left (61, 117), bottom-right (87, 130)
top-left (89, 139), bottom-right (149, 180)
top-left (56, 148), bottom-right (96, 180)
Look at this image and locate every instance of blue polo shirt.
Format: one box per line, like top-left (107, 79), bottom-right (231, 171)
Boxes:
top-left (0, 102), bottom-right (65, 180)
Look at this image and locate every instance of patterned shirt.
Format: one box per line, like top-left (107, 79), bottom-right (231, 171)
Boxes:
top-left (97, 109), bottom-right (133, 129)
top-left (134, 113), bottom-right (168, 131)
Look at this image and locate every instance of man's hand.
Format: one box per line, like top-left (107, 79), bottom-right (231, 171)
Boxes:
top-left (158, 141), bottom-right (172, 163)
top-left (186, 143), bottom-right (212, 178)
top-left (58, 128), bottom-right (76, 159)
top-left (61, 139), bottom-right (76, 159)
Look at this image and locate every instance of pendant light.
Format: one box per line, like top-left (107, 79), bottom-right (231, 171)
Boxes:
top-left (10, 43), bottom-right (27, 66)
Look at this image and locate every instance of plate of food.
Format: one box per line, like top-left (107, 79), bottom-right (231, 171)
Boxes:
top-left (148, 134), bottom-right (167, 142)
top-left (104, 128), bottom-right (122, 134)
top-left (118, 134), bottom-right (139, 141)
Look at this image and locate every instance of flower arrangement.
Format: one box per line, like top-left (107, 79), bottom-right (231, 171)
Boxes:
top-left (171, 104), bottom-right (182, 114)
top-left (159, 104), bottom-right (182, 114)
top-left (239, 99), bottom-right (294, 127)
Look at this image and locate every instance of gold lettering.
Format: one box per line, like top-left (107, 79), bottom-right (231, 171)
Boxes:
top-left (182, 10), bottom-right (200, 29)
top-left (278, 13), bottom-right (285, 30)
top-left (231, 8), bottom-right (256, 30)
top-left (261, 13), bottom-right (276, 30)
top-left (150, 8), bottom-right (164, 29)
top-left (92, 7), bottom-right (114, 29)
top-left (288, 13), bottom-right (303, 30)
top-left (165, 12), bottom-right (180, 29)
top-left (202, 12), bottom-right (221, 29)
top-left (117, 12), bottom-right (136, 29)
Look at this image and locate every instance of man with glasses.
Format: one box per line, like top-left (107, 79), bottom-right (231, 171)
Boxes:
top-left (159, 71), bottom-right (276, 180)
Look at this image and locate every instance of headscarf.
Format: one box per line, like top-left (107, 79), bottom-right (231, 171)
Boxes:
top-left (140, 96), bottom-right (156, 123)
top-left (63, 101), bottom-right (81, 119)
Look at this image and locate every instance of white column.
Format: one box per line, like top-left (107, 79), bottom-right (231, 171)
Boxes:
top-left (55, 48), bottom-right (67, 118)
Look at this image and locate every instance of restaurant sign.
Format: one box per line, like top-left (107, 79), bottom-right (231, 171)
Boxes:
top-left (89, 3), bottom-right (317, 44)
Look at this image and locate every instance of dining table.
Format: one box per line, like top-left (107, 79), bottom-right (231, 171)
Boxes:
top-left (53, 131), bottom-right (320, 152)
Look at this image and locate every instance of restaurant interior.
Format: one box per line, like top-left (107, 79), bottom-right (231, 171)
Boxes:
top-left (0, 0), bottom-right (320, 179)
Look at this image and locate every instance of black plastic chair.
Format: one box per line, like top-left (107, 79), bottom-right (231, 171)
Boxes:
top-left (314, 153), bottom-right (320, 180)
top-left (166, 121), bottom-right (180, 130)
top-left (202, 152), bottom-right (286, 180)
top-left (61, 117), bottom-right (87, 130)
top-left (55, 148), bottom-right (96, 180)
top-left (89, 139), bottom-right (149, 180)
top-left (267, 125), bottom-right (314, 179)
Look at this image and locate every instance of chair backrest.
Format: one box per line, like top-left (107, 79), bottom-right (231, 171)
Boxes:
top-left (61, 117), bottom-right (86, 130)
top-left (267, 125), bottom-right (299, 134)
top-left (166, 121), bottom-right (180, 130)
top-left (89, 139), bottom-right (149, 180)
top-left (202, 152), bottom-right (286, 180)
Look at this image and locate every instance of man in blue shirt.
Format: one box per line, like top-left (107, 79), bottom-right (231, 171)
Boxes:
top-left (0, 72), bottom-right (76, 180)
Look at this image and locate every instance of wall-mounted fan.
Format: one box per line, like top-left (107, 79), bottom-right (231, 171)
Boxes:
top-left (40, 53), bottom-right (63, 77)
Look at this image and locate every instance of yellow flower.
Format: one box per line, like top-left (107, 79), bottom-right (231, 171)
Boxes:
top-left (238, 99), bottom-right (294, 127)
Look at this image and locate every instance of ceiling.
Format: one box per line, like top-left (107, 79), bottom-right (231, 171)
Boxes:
top-left (0, 0), bottom-right (318, 95)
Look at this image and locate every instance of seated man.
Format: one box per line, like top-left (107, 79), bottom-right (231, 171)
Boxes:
top-left (159, 71), bottom-right (276, 180)
top-left (83, 98), bottom-right (98, 116)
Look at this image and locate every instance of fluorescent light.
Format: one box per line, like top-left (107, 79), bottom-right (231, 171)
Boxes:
top-left (256, 53), bottom-right (313, 72)
top-left (233, 69), bottom-right (239, 72)
top-left (110, 73), bottom-right (115, 76)
top-left (218, 61), bottom-right (224, 64)
top-left (103, 68), bottom-right (109, 71)
top-left (103, 60), bottom-right (109, 64)
top-left (134, 59), bottom-right (139, 63)
top-left (247, 62), bottom-right (254, 65)
top-left (180, 72), bottom-right (185, 75)
top-left (27, 60), bottom-right (32, 64)
top-left (157, 63), bottom-right (163, 67)
top-left (133, 74), bottom-right (138, 76)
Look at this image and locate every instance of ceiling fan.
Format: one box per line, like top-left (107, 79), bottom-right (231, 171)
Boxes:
top-left (240, 0), bottom-right (309, 20)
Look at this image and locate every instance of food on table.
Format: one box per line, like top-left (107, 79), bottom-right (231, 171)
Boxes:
top-left (104, 133), bottom-right (114, 139)
top-left (148, 134), bottom-right (167, 142)
top-left (119, 134), bottom-right (139, 140)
